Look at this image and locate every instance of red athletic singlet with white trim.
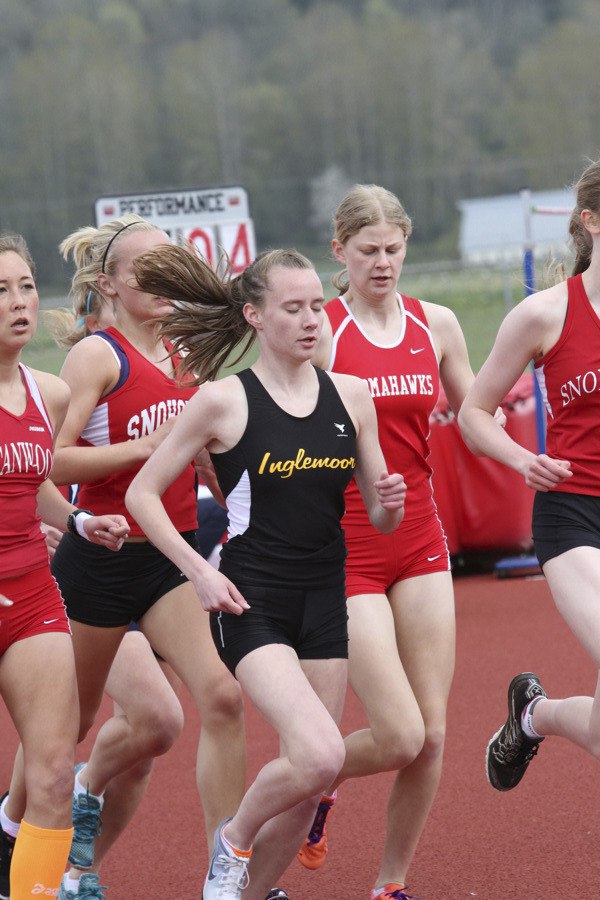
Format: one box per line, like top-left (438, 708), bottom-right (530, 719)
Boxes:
top-left (0, 365), bottom-right (54, 577)
top-left (327, 294), bottom-right (440, 527)
top-left (534, 274), bottom-right (600, 496)
top-left (76, 327), bottom-right (198, 536)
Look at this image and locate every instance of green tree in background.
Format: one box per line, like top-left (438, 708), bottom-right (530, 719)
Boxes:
top-left (0, 0), bottom-right (597, 284)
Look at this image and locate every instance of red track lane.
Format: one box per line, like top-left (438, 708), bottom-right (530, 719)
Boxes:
top-left (1, 574), bottom-right (599, 899)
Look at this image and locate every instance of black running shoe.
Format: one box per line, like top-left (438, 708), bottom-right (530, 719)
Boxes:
top-left (265, 891), bottom-right (289, 899)
top-left (486, 672), bottom-right (546, 792)
top-left (0, 792), bottom-right (15, 900)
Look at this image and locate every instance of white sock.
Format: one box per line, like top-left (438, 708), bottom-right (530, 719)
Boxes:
top-left (521, 696), bottom-right (544, 739)
top-left (74, 766), bottom-right (104, 806)
top-left (63, 875), bottom-right (81, 895)
top-left (0, 795), bottom-right (20, 839)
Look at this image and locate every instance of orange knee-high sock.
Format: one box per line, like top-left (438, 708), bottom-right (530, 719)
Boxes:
top-left (10, 819), bottom-right (73, 900)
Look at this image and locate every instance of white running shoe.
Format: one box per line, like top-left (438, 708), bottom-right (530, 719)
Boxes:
top-left (203, 818), bottom-right (251, 899)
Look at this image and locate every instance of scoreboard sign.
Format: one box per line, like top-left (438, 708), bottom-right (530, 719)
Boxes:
top-left (94, 186), bottom-right (256, 274)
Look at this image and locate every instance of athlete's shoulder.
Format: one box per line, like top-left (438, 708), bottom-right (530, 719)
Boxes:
top-left (328, 370), bottom-right (371, 403)
top-left (522, 279), bottom-right (567, 312)
top-left (27, 368), bottom-right (70, 404)
top-left (65, 332), bottom-right (120, 366)
top-left (27, 368), bottom-right (70, 425)
top-left (509, 280), bottom-right (568, 330)
top-left (190, 373), bottom-right (249, 450)
top-left (60, 333), bottom-right (123, 399)
top-left (418, 299), bottom-right (457, 328)
top-left (195, 371), bottom-right (247, 409)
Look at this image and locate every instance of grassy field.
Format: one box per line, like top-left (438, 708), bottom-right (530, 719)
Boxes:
top-left (23, 263), bottom-right (527, 376)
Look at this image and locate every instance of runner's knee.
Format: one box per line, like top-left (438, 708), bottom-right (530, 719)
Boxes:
top-left (419, 721), bottom-right (446, 763)
top-left (373, 718), bottom-right (425, 770)
top-left (137, 701), bottom-right (184, 756)
top-left (296, 730), bottom-right (345, 795)
top-left (24, 749), bottom-right (75, 814)
top-left (197, 675), bottom-right (244, 729)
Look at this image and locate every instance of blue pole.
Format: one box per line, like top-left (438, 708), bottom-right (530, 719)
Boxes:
top-left (521, 189), bottom-right (546, 453)
top-left (523, 246), bottom-right (535, 295)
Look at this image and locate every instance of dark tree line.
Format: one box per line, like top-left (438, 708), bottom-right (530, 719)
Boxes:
top-left (0, 0), bottom-right (599, 283)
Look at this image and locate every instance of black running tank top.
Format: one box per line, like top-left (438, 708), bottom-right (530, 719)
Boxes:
top-left (212, 366), bottom-right (357, 587)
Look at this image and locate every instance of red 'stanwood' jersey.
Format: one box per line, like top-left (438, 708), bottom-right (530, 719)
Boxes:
top-left (76, 327), bottom-right (198, 536)
top-left (0, 365), bottom-right (54, 577)
top-left (326, 294), bottom-right (440, 527)
top-left (534, 274), bottom-right (600, 495)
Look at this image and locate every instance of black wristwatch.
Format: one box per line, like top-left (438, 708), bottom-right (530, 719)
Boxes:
top-left (67, 508), bottom-right (94, 537)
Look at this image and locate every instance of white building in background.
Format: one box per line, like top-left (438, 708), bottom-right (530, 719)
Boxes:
top-left (458, 188), bottom-right (574, 264)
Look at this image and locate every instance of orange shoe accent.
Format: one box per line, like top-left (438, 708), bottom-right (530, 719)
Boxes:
top-left (297, 793), bottom-right (336, 871)
top-left (370, 885), bottom-right (418, 899)
top-left (221, 824), bottom-right (253, 859)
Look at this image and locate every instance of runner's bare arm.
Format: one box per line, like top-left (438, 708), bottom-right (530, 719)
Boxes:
top-left (36, 479), bottom-right (129, 550)
top-left (126, 380), bottom-right (249, 614)
top-left (423, 302), bottom-right (474, 416)
top-left (458, 296), bottom-right (572, 490)
top-left (333, 374), bottom-right (406, 533)
top-left (50, 337), bottom-right (177, 484)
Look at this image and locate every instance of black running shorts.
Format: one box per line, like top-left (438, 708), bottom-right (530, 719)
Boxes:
top-left (210, 580), bottom-right (349, 676)
top-left (532, 490), bottom-right (600, 567)
top-left (51, 531), bottom-right (198, 627)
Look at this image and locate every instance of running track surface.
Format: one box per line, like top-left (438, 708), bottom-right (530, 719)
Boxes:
top-left (1, 573), bottom-right (599, 899)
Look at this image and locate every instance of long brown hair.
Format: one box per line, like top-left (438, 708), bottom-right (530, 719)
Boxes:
top-left (569, 160), bottom-right (600, 276)
top-left (133, 245), bottom-right (314, 384)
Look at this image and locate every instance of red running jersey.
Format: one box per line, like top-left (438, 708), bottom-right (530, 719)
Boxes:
top-left (76, 327), bottom-right (198, 535)
top-left (326, 294), bottom-right (440, 527)
top-left (0, 365), bottom-right (54, 577)
top-left (535, 274), bottom-right (600, 495)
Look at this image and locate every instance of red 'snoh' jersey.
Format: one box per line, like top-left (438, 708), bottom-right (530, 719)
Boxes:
top-left (0, 365), bottom-right (54, 577)
top-left (76, 327), bottom-right (198, 536)
top-left (535, 274), bottom-right (600, 496)
top-left (326, 294), bottom-right (440, 527)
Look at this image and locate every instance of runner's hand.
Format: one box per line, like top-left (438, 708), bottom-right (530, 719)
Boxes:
top-left (83, 515), bottom-right (130, 551)
top-left (522, 454), bottom-right (572, 492)
top-left (493, 406), bottom-right (507, 428)
top-left (41, 522), bottom-right (64, 557)
top-left (190, 567), bottom-right (250, 615)
top-left (0, 594), bottom-right (12, 607)
top-left (374, 471), bottom-right (407, 510)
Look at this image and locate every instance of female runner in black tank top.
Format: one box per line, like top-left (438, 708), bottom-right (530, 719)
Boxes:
top-left (126, 246), bottom-right (406, 900)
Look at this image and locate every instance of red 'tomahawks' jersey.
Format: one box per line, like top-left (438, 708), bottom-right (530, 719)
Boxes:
top-left (0, 365), bottom-right (54, 577)
top-left (535, 274), bottom-right (600, 496)
top-left (76, 327), bottom-right (198, 536)
top-left (326, 294), bottom-right (440, 527)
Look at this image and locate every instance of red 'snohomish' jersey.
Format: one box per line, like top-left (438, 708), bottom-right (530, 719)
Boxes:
top-left (76, 327), bottom-right (198, 536)
top-left (535, 274), bottom-right (600, 496)
top-left (0, 365), bottom-right (54, 577)
top-left (326, 294), bottom-right (440, 528)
